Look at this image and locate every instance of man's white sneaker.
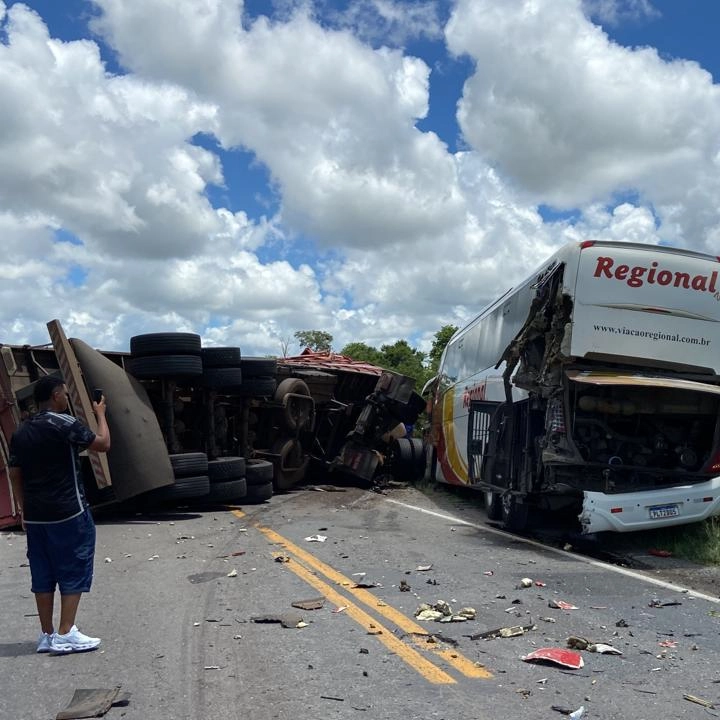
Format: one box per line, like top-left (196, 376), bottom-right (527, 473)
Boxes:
top-left (36, 632), bottom-right (53, 653)
top-left (50, 625), bottom-right (101, 654)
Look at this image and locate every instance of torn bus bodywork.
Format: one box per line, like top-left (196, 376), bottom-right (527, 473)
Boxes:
top-left (466, 242), bottom-right (720, 533)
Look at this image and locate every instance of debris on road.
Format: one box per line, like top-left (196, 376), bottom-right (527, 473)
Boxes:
top-left (552, 706), bottom-right (585, 718)
top-left (226, 569), bottom-right (238, 577)
top-left (615, 619), bottom-right (629, 627)
top-left (332, 605), bottom-right (348, 613)
top-left (304, 534), bottom-right (327, 542)
top-left (519, 577), bottom-right (533, 588)
top-left (415, 601), bottom-right (476, 623)
top-left (416, 564), bottom-right (433, 572)
top-left (399, 580), bottom-right (411, 592)
top-left (648, 548), bottom-right (673, 558)
top-left (549, 600), bottom-right (578, 610)
top-left (658, 640), bottom-right (678, 648)
top-left (649, 598), bottom-right (682, 608)
top-left (251, 613), bottom-right (305, 628)
top-left (104, 557), bottom-right (112, 563)
top-left (275, 555), bottom-right (290, 563)
top-left (590, 643), bottom-right (622, 655)
top-left (567, 636), bottom-right (622, 655)
top-left (683, 694), bottom-right (715, 709)
top-left (483, 570), bottom-right (494, 576)
top-left (56, 686), bottom-right (128, 720)
top-left (292, 597), bottom-right (325, 611)
top-left (521, 648), bottom-right (584, 669)
top-left (469, 620), bottom-right (536, 641)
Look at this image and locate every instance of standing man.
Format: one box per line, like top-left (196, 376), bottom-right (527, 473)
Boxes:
top-left (8, 375), bottom-right (111, 654)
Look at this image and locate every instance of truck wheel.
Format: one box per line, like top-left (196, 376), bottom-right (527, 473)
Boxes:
top-left (240, 357), bottom-right (278, 377)
top-left (170, 452), bottom-right (209, 477)
top-left (484, 491), bottom-right (503, 521)
top-left (274, 378), bottom-right (313, 431)
top-left (202, 367), bottom-right (244, 389)
top-left (201, 346), bottom-right (241, 367)
top-left (501, 493), bottom-right (529, 532)
top-left (130, 332), bottom-right (201, 357)
top-left (236, 377), bottom-right (278, 397)
top-left (246, 459), bottom-right (274, 485)
top-left (204, 478), bottom-right (247, 503)
top-left (244, 480), bottom-right (273, 503)
top-left (207, 456), bottom-right (246, 482)
top-left (143, 475), bottom-right (210, 503)
top-left (127, 354), bottom-right (203, 379)
top-left (271, 438), bottom-right (309, 491)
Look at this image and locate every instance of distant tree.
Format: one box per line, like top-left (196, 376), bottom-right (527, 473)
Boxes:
top-left (379, 340), bottom-right (429, 388)
top-left (429, 324), bottom-right (458, 373)
top-left (340, 342), bottom-right (384, 366)
top-left (294, 330), bottom-right (333, 353)
top-left (279, 336), bottom-right (292, 357)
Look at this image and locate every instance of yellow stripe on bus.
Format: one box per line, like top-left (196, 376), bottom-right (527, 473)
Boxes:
top-left (442, 388), bottom-right (468, 483)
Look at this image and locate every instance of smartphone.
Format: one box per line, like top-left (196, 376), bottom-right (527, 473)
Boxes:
top-left (92, 388), bottom-right (103, 403)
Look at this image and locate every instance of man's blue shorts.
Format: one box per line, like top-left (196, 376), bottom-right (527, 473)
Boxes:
top-left (26, 508), bottom-right (96, 594)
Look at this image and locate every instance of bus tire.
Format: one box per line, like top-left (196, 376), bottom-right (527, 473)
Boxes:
top-left (484, 490), bottom-right (503, 521)
top-left (501, 493), bottom-right (529, 532)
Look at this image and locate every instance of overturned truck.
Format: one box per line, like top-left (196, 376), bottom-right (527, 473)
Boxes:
top-left (0, 322), bottom-right (425, 528)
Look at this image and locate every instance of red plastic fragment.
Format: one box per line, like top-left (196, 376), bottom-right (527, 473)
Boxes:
top-left (521, 647), bottom-right (584, 669)
top-left (648, 548), bottom-right (673, 558)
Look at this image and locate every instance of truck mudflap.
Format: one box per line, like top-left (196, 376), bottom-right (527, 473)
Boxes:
top-left (579, 477), bottom-right (720, 533)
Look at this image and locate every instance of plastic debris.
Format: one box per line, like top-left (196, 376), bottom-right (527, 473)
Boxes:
top-left (649, 598), bottom-right (681, 607)
top-left (56, 687), bottom-right (128, 719)
top-left (549, 600), bottom-right (578, 610)
top-left (534, 580), bottom-right (546, 587)
top-left (304, 534), bottom-right (327, 542)
top-left (104, 557), bottom-right (112, 563)
top-left (615, 618), bottom-right (629, 627)
top-left (519, 578), bottom-right (533, 588)
top-left (658, 640), bottom-right (678, 648)
top-left (539, 617), bottom-right (557, 623)
top-left (569, 707), bottom-right (585, 719)
top-left (483, 570), bottom-right (494, 576)
top-left (469, 620), bottom-right (535, 640)
top-left (226, 569), bottom-right (238, 577)
top-left (589, 643), bottom-right (622, 655)
top-left (291, 597), bottom-right (325, 611)
top-left (521, 648), bottom-right (584, 669)
top-left (416, 564), bottom-right (433, 572)
top-left (275, 555), bottom-right (290, 563)
top-left (683, 694), bottom-right (715, 709)
top-left (251, 613), bottom-right (305, 628)
top-left (648, 548), bottom-right (673, 558)
top-left (332, 605), bottom-right (348, 613)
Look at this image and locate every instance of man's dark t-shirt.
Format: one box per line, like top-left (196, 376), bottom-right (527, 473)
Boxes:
top-left (9, 411), bottom-right (96, 523)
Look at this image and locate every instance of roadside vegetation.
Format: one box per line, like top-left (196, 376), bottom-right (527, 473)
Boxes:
top-left (624, 517), bottom-right (720, 565)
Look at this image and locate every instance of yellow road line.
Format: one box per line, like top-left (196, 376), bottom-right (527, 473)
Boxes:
top-left (230, 511), bottom-right (490, 680)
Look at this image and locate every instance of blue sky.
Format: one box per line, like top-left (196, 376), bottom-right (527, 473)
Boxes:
top-left (2, 0), bottom-right (720, 355)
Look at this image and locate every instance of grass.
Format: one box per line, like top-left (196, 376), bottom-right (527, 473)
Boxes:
top-left (624, 517), bottom-right (720, 565)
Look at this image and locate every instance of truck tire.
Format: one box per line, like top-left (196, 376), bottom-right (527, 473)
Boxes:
top-left (207, 456), bottom-right (246, 482)
top-left (127, 355), bottom-right (203, 379)
top-left (274, 378), bottom-right (313, 431)
top-left (204, 478), bottom-right (247, 503)
top-left (236, 377), bottom-right (277, 398)
top-left (246, 458), bottom-right (274, 485)
top-left (202, 367), bottom-right (244, 389)
top-left (170, 452), bottom-right (209, 477)
top-left (271, 438), bottom-right (309, 491)
top-left (130, 332), bottom-right (202, 357)
top-left (201, 346), bottom-right (242, 367)
top-left (244, 480), bottom-right (273, 504)
top-left (144, 475), bottom-right (210, 503)
top-left (241, 357), bottom-right (277, 377)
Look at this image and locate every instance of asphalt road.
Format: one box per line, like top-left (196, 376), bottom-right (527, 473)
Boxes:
top-left (2, 483), bottom-right (720, 720)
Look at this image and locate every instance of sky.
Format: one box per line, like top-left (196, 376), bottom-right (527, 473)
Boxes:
top-left (2, 0), bottom-right (720, 357)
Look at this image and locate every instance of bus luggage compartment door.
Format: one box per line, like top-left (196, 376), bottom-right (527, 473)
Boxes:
top-left (468, 400), bottom-right (507, 487)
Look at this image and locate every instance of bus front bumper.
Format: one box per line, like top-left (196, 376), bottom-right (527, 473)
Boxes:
top-left (579, 477), bottom-right (720, 534)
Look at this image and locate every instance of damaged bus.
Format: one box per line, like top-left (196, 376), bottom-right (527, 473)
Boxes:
top-left (426, 240), bottom-right (720, 533)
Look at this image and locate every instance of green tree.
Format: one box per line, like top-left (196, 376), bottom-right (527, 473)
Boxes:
top-left (294, 330), bottom-right (333, 352)
top-left (379, 340), bottom-right (429, 388)
top-left (429, 324), bottom-right (458, 373)
top-left (340, 342), bottom-right (384, 366)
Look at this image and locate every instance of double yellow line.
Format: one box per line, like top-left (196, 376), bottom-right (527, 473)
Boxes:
top-left (232, 510), bottom-right (491, 684)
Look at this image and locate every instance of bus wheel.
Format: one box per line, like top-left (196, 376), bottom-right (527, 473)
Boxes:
top-left (484, 491), bottom-right (503, 521)
top-left (501, 493), bottom-right (529, 532)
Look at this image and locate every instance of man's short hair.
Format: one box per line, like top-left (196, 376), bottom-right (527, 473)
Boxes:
top-left (33, 375), bottom-right (66, 404)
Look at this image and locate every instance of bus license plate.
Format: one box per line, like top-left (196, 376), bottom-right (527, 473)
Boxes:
top-left (648, 504), bottom-right (680, 519)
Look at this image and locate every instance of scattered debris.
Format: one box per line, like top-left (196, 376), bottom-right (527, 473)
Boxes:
top-left (519, 578), bottom-right (533, 588)
top-left (251, 613), bottom-right (305, 628)
top-left (332, 606), bottom-right (348, 613)
top-left (56, 687), bottom-right (128, 720)
top-left (226, 569), bottom-right (238, 577)
top-left (658, 640), bottom-right (678, 648)
top-left (320, 696), bottom-right (344, 702)
top-left (399, 580), bottom-right (411, 592)
top-left (683, 694), bottom-right (715, 709)
top-left (549, 600), bottom-right (578, 610)
top-left (359, 648), bottom-right (369, 654)
top-left (426, 578), bottom-right (438, 586)
top-left (590, 643), bottom-right (622, 655)
top-left (415, 601), bottom-right (475, 623)
top-left (103, 557), bottom-right (112, 563)
top-left (275, 555), bottom-right (290, 563)
top-left (204, 666), bottom-right (221, 670)
top-left (416, 564), bottom-right (433, 572)
top-left (291, 597), bottom-right (325, 611)
top-left (483, 570), bottom-right (494, 576)
top-left (615, 619), bottom-right (629, 627)
top-left (539, 617), bottom-right (557, 624)
top-left (535, 581), bottom-right (547, 587)
top-left (567, 636), bottom-right (590, 651)
top-left (521, 648), bottom-right (584, 670)
top-left (470, 620), bottom-right (536, 641)
top-left (648, 598), bottom-right (681, 608)
top-left (304, 535), bottom-right (327, 542)
top-left (648, 548), bottom-right (673, 558)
